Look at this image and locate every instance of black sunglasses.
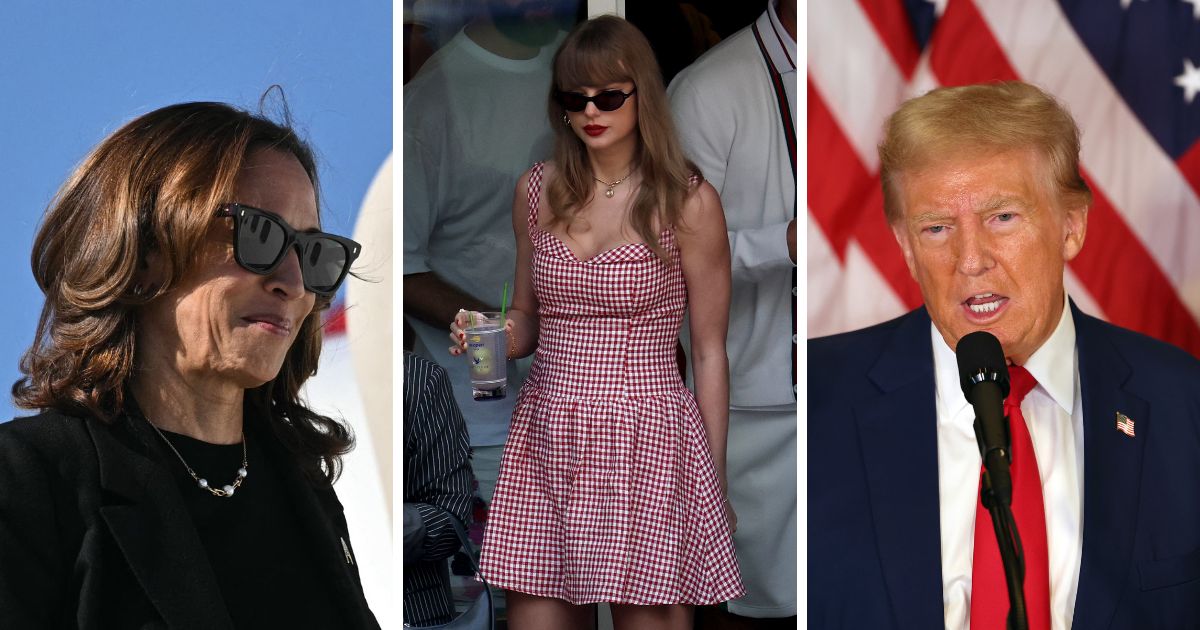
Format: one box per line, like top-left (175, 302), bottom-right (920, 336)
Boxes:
top-left (216, 203), bottom-right (362, 297)
top-left (555, 88), bottom-right (637, 112)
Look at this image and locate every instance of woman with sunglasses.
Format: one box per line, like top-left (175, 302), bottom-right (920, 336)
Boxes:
top-left (450, 16), bottom-right (742, 630)
top-left (0, 102), bottom-right (378, 628)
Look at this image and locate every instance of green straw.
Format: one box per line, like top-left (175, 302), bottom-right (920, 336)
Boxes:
top-left (500, 281), bottom-right (510, 324)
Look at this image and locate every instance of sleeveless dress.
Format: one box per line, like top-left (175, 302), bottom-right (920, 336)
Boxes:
top-left (478, 162), bottom-right (744, 605)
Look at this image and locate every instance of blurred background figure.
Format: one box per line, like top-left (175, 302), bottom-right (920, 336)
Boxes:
top-left (669, 0), bottom-right (797, 626)
top-left (402, 0), bottom-right (473, 84)
top-left (403, 0), bottom-right (581, 513)
top-left (403, 352), bottom-right (476, 627)
top-left (403, 4), bottom-right (580, 622)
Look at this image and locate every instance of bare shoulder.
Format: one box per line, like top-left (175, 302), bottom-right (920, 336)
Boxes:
top-left (515, 161), bottom-right (556, 195)
top-left (685, 178), bottom-right (720, 210)
top-left (678, 178), bottom-right (725, 232)
top-left (515, 166), bottom-right (533, 192)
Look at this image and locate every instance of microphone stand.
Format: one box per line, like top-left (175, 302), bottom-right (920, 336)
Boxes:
top-left (959, 335), bottom-right (1030, 630)
top-left (978, 428), bottom-right (1029, 630)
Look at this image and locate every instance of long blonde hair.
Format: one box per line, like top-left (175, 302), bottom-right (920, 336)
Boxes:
top-left (545, 15), bottom-right (699, 260)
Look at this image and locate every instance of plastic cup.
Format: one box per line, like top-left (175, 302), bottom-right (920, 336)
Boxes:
top-left (466, 312), bottom-right (507, 400)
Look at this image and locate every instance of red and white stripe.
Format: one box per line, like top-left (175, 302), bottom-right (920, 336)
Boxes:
top-left (1116, 413), bottom-right (1136, 438)
top-left (808, 0), bottom-right (1200, 357)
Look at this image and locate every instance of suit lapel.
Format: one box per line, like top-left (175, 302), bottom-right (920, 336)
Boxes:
top-left (1070, 305), bottom-right (1148, 630)
top-left (89, 416), bottom-right (235, 630)
top-left (254, 421), bottom-right (377, 629)
top-left (854, 308), bottom-right (945, 629)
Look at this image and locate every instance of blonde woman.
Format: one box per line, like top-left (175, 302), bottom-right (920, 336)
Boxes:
top-left (450, 15), bottom-right (742, 630)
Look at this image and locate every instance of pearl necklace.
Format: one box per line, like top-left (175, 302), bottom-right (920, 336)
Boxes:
top-left (594, 167), bottom-right (634, 198)
top-left (146, 418), bottom-right (249, 498)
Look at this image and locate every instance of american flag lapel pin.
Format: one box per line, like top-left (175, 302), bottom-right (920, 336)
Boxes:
top-left (1115, 412), bottom-right (1136, 438)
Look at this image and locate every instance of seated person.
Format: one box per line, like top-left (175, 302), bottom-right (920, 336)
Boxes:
top-left (403, 352), bottom-right (475, 626)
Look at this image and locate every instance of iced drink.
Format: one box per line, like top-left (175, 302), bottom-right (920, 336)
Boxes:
top-left (467, 312), bottom-right (507, 400)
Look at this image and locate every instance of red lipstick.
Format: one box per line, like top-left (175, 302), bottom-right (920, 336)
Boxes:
top-left (584, 125), bottom-right (607, 137)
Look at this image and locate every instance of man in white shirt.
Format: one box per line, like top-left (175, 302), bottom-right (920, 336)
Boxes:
top-left (403, 2), bottom-right (569, 504)
top-left (668, 0), bottom-right (797, 620)
top-left (810, 82), bottom-right (1200, 629)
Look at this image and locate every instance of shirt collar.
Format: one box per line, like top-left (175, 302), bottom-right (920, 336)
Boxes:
top-left (932, 292), bottom-right (1077, 416)
top-left (1020, 293), bottom-right (1077, 415)
top-left (756, 1), bottom-right (796, 75)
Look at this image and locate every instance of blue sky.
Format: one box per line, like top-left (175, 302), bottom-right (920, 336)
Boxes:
top-left (0, 2), bottom-right (391, 420)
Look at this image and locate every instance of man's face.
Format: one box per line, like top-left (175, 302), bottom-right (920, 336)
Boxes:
top-left (891, 150), bottom-right (1088, 364)
top-left (487, 0), bottom-right (577, 47)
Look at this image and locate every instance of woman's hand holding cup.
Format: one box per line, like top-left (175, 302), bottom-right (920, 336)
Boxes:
top-left (451, 310), bottom-right (511, 400)
top-left (448, 309), bottom-right (475, 356)
top-left (449, 309), bottom-right (517, 358)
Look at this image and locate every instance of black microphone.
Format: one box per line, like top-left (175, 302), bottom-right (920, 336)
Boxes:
top-left (956, 331), bottom-right (1013, 507)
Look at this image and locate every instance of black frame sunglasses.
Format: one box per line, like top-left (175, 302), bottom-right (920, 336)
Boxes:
top-left (216, 203), bottom-right (362, 297)
top-left (555, 88), bottom-right (637, 112)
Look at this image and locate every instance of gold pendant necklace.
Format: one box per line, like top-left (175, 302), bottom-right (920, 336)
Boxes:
top-left (594, 167), bottom-right (634, 198)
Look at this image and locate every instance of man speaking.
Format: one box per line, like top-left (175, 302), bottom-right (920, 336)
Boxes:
top-left (809, 82), bottom-right (1200, 629)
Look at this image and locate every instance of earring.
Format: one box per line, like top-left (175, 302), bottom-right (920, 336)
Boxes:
top-left (563, 113), bottom-right (570, 126)
top-left (132, 284), bottom-right (145, 296)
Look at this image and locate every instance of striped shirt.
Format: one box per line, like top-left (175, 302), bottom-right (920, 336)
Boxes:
top-left (403, 352), bottom-right (474, 626)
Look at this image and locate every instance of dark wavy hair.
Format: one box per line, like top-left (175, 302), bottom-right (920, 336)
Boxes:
top-left (13, 99), bottom-right (353, 484)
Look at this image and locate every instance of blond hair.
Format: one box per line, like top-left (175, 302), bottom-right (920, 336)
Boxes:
top-left (879, 81), bottom-right (1092, 223)
top-left (546, 15), bottom-right (698, 260)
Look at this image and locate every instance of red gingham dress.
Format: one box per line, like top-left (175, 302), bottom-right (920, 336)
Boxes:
top-left (478, 162), bottom-right (744, 605)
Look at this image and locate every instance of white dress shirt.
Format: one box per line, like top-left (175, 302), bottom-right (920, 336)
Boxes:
top-left (668, 2), bottom-right (797, 408)
top-left (932, 296), bottom-right (1084, 630)
top-left (667, 5), bottom-right (798, 617)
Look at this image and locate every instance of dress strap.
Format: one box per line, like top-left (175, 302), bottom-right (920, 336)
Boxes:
top-left (526, 161), bottom-right (546, 234)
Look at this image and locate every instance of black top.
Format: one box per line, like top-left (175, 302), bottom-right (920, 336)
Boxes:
top-left (0, 410), bottom-right (380, 630)
top-left (155, 428), bottom-right (343, 629)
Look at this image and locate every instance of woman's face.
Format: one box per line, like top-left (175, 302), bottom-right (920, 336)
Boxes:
top-left (138, 148), bottom-right (319, 389)
top-left (565, 80), bottom-right (639, 154)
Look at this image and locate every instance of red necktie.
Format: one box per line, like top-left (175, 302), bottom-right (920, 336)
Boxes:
top-left (969, 365), bottom-right (1051, 630)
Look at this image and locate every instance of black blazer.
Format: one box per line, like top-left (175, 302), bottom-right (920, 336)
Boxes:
top-left (0, 410), bottom-right (380, 629)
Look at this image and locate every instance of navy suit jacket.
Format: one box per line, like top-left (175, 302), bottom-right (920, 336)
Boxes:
top-left (809, 303), bottom-right (1200, 629)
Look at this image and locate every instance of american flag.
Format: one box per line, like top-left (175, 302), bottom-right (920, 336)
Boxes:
top-left (808, 0), bottom-right (1200, 359)
top-left (1116, 411), bottom-right (1137, 437)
